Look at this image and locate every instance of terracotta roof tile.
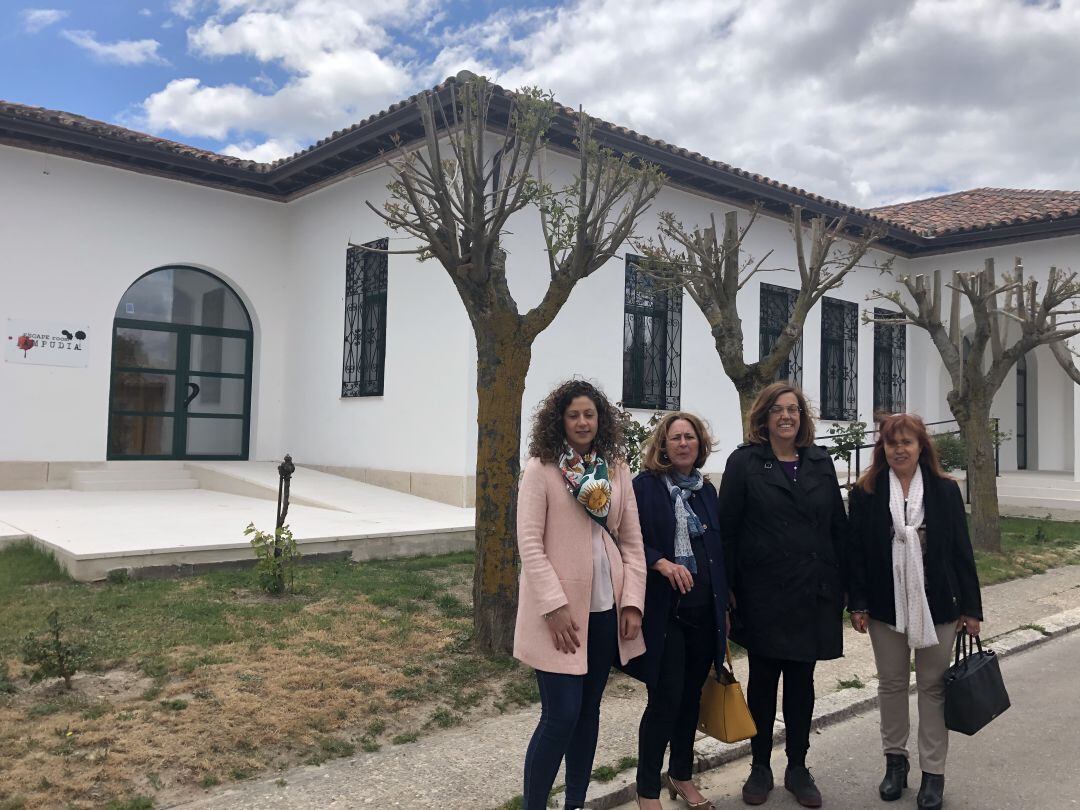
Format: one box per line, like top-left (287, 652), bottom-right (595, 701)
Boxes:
top-left (869, 188), bottom-right (1080, 237)
top-left (4, 78), bottom-right (1080, 244)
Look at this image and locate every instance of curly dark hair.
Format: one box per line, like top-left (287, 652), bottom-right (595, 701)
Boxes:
top-left (527, 379), bottom-right (625, 463)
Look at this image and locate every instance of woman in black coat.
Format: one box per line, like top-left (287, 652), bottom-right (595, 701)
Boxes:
top-left (717, 382), bottom-right (847, 809)
top-left (847, 413), bottom-right (982, 810)
top-left (623, 412), bottom-right (728, 810)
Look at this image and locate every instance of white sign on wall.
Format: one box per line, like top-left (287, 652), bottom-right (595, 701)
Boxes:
top-left (5, 320), bottom-right (90, 367)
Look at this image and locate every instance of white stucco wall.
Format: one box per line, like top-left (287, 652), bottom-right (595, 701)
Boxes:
top-left (905, 235), bottom-right (1080, 472)
top-left (4, 138), bottom-right (1079, 480)
top-left (282, 164), bottom-right (475, 476)
top-left (0, 145), bottom-right (291, 462)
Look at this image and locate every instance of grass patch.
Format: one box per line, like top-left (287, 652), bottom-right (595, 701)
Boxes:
top-left (836, 676), bottom-right (866, 690)
top-left (591, 755), bottom-right (638, 783)
top-left (0, 547), bottom-right (536, 809)
top-left (0, 541), bottom-right (69, 595)
top-left (304, 736), bottom-right (356, 766)
top-left (428, 707), bottom-right (462, 728)
top-left (975, 517), bottom-right (1080, 585)
top-left (106, 797), bottom-right (154, 810)
top-left (1019, 623), bottom-right (1050, 636)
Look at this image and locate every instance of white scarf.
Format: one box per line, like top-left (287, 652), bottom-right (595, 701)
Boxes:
top-left (889, 466), bottom-right (939, 649)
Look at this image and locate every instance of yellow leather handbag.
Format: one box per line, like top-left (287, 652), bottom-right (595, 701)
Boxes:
top-left (698, 643), bottom-right (757, 743)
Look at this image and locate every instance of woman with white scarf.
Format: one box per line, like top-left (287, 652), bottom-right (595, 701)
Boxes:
top-left (848, 413), bottom-right (983, 810)
top-left (622, 412), bottom-right (729, 810)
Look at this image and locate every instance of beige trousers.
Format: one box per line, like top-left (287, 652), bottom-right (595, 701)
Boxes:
top-left (868, 619), bottom-right (956, 774)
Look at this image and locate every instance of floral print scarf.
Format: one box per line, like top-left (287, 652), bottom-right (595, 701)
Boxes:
top-left (557, 442), bottom-right (611, 530)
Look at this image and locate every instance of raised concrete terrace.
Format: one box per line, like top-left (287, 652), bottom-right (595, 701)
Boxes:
top-left (0, 461), bottom-right (474, 581)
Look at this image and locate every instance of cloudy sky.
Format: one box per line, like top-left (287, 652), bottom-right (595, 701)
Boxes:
top-left (2, 0), bottom-right (1078, 207)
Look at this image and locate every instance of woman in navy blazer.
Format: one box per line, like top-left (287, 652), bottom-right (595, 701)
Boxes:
top-left (623, 412), bottom-right (728, 810)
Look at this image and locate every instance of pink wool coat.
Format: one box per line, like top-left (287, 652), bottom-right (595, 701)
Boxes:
top-left (513, 456), bottom-right (647, 675)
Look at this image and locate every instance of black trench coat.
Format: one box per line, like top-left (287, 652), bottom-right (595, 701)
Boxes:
top-left (717, 442), bottom-right (848, 662)
top-left (847, 464), bottom-right (983, 625)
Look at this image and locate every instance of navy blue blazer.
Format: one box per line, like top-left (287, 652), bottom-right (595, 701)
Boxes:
top-left (620, 469), bottom-right (729, 687)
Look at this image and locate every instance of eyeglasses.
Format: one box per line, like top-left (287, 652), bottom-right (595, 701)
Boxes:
top-left (768, 405), bottom-right (803, 416)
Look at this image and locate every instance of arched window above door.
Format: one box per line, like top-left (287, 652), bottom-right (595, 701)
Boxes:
top-left (116, 267), bottom-right (251, 331)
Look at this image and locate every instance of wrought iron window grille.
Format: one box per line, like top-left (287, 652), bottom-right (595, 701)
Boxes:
top-left (622, 255), bottom-right (682, 411)
top-left (820, 297), bottom-right (858, 421)
top-left (873, 308), bottom-right (906, 416)
top-left (759, 282), bottom-right (803, 386)
top-left (342, 239), bottom-right (388, 397)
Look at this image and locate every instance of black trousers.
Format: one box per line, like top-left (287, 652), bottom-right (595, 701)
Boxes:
top-left (746, 652), bottom-right (816, 768)
top-left (636, 606), bottom-right (716, 799)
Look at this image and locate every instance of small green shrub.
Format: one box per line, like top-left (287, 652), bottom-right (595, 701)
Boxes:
top-left (244, 523), bottom-right (300, 595)
top-left (825, 420), bottom-right (867, 487)
top-left (619, 407), bottom-right (664, 474)
top-left (20, 610), bottom-right (91, 690)
top-left (933, 432), bottom-right (966, 471)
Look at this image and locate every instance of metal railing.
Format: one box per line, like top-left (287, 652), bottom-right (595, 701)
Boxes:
top-left (816, 418), bottom-right (1001, 504)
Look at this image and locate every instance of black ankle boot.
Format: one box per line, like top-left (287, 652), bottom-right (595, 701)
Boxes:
top-left (879, 754), bottom-right (909, 801)
top-left (917, 772), bottom-right (944, 810)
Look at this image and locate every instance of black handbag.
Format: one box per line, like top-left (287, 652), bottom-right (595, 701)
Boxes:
top-left (943, 632), bottom-right (1010, 736)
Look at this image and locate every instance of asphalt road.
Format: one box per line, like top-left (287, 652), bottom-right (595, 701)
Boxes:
top-left (614, 629), bottom-right (1080, 809)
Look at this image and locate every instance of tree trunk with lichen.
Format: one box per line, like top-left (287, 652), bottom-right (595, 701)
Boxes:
top-left (949, 390), bottom-right (1002, 553)
top-left (471, 324), bottom-right (532, 654)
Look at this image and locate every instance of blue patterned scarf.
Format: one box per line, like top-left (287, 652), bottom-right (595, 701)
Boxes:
top-left (663, 470), bottom-right (704, 573)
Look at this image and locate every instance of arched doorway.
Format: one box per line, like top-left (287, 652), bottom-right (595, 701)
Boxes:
top-left (108, 266), bottom-right (253, 460)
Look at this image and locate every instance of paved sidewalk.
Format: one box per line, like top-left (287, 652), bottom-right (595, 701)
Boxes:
top-left (165, 565), bottom-right (1080, 810)
top-left (608, 627), bottom-right (1080, 809)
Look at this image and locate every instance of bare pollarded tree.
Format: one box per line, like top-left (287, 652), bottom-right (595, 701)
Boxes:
top-left (641, 205), bottom-right (889, 418)
top-left (364, 73), bottom-right (663, 653)
top-left (867, 258), bottom-right (1080, 552)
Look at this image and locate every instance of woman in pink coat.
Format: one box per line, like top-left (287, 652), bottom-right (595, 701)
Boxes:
top-left (515, 379), bottom-right (647, 810)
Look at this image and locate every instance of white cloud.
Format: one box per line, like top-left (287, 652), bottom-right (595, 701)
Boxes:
top-left (223, 137), bottom-right (303, 162)
top-left (140, 0), bottom-right (434, 154)
top-left (20, 8), bottom-right (68, 33)
top-left (61, 29), bottom-right (168, 66)
top-left (421, 0), bottom-right (1080, 207)
top-left (139, 8), bottom-right (153, 17)
top-left (133, 0), bottom-right (1080, 203)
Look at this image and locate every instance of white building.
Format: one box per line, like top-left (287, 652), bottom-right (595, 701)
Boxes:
top-left (3, 76), bottom-right (1080, 505)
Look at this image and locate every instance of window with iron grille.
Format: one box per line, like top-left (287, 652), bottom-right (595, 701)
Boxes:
top-left (342, 239), bottom-right (388, 397)
top-left (623, 255), bottom-right (682, 410)
top-left (759, 282), bottom-right (802, 386)
top-left (873, 308), bottom-right (906, 415)
top-left (820, 296), bottom-right (858, 420)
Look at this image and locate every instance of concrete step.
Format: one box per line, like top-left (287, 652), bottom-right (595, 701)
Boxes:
top-left (71, 463), bottom-right (200, 492)
top-left (74, 468), bottom-right (195, 482)
top-left (72, 478), bottom-right (200, 492)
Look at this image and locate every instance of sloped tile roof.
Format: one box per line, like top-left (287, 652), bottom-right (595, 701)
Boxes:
top-left (3, 75), bottom-right (1080, 252)
top-left (0, 100), bottom-right (267, 171)
top-left (870, 188), bottom-right (1080, 237)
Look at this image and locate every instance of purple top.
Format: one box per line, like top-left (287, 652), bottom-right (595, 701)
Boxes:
top-left (779, 459), bottom-right (800, 482)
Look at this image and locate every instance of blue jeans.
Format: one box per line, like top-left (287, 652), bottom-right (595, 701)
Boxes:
top-left (523, 608), bottom-right (618, 810)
